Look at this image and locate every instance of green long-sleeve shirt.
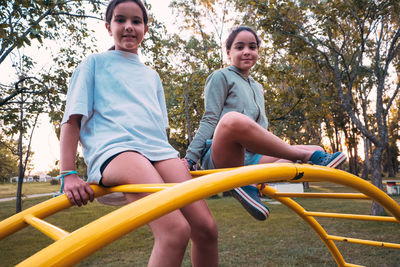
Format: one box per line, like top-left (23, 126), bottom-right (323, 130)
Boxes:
top-left (185, 66), bottom-right (269, 164)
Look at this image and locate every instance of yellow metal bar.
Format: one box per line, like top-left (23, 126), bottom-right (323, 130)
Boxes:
top-left (0, 184), bottom-right (170, 241)
top-left (0, 195), bottom-right (71, 241)
top-left (304, 211), bottom-right (398, 222)
top-left (0, 186), bottom-right (113, 241)
top-left (260, 185), bottom-right (348, 267)
top-left (273, 192), bottom-right (369, 199)
top-left (108, 184), bottom-right (175, 193)
top-left (0, 163), bottom-right (397, 266)
top-left (190, 167), bottom-right (240, 177)
top-left (293, 165), bottom-right (400, 222)
top-left (327, 235), bottom-right (400, 249)
top-left (24, 214), bottom-right (69, 241)
top-left (16, 163), bottom-right (300, 266)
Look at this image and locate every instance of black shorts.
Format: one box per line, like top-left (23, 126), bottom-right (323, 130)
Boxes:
top-left (99, 151), bottom-right (155, 186)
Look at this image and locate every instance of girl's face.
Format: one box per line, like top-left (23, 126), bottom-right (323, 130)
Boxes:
top-left (105, 1), bottom-right (148, 54)
top-left (227, 31), bottom-right (259, 77)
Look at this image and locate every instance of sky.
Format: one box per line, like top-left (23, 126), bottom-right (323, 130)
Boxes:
top-left (29, 0), bottom-right (174, 174)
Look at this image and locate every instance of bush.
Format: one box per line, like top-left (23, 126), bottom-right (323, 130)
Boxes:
top-left (50, 179), bottom-right (60, 185)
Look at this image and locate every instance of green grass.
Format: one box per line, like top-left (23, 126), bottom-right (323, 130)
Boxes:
top-left (1, 183), bottom-right (400, 266)
top-left (0, 182), bottom-right (60, 198)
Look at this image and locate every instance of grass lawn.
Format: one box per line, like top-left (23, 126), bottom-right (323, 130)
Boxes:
top-left (0, 182), bottom-right (60, 198)
top-left (0, 183), bottom-right (400, 266)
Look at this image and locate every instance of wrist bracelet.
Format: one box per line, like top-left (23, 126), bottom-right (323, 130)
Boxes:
top-left (57, 170), bottom-right (77, 194)
top-left (60, 170), bottom-right (76, 174)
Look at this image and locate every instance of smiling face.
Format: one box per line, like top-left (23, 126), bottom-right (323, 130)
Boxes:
top-left (227, 30), bottom-right (259, 77)
top-left (105, 1), bottom-right (148, 54)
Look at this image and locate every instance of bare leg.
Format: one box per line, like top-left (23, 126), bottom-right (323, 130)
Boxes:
top-left (212, 112), bottom-right (317, 168)
top-left (155, 158), bottom-right (218, 267)
top-left (259, 145), bottom-right (324, 164)
top-left (101, 152), bottom-right (191, 267)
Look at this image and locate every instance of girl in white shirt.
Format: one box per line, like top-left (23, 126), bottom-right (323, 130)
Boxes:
top-left (59, 1), bottom-right (218, 266)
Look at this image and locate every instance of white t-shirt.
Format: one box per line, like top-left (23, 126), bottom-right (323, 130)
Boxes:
top-left (62, 50), bottom-right (178, 183)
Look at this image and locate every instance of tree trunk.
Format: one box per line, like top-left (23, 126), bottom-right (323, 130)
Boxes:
top-left (354, 143), bottom-right (359, 176)
top-left (386, 146), bottom-right (395, 178)
top-left (362, 137), bottom-right (371, 180)
top-left (334, 124), bottom-right (340, 152)
top-left (370, 146), bottom-right (384, 216)
top-left (16, 100), bottom-right (23, 213)
top-left (184, 74), bottom-right (193, 144)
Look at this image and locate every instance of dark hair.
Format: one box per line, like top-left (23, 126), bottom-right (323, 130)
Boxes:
top-left (105, 0), bottom-right (148, 51)
top-left (225, 26), bottom-right (261, 50)
top-left (105, 0), bottom-right (148, 25)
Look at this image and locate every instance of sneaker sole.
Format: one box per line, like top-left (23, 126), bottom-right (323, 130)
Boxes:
top-left (326, 152), bottom-right (347, 168)
top-left (231, 187), bottom-right (270, 221)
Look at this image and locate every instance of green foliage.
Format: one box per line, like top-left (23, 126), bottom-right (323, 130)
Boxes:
top-left (0, 0), bottom-right (103, 211)
top-left (46, 153), bottom-right (86, 179)
top-left (0, 138), bottom-right (18, 183)
top-left (47, 166), bottom-right (59, 177)
top-left (50, 179), bottom-right (59, 185)
top-left (75, 153), bottom-right (87, 179)
top-left (233, 0), bottom-right (400, 213)
top-left (151, 0), bottom-right (236, 153)
top-left (0, 0), bottom-right (103, 132)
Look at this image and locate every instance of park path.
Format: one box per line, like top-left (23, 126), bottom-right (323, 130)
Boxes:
top-left (0, 192), bottom-right (54, 203)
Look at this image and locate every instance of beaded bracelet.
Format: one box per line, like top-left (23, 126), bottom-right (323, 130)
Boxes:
top-left (57, 170), bottom-right (77, 194)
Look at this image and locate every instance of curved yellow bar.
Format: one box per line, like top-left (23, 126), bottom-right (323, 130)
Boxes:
top-left (261, 185), bottom-right (348, 266)
top-left (293, 164), bottom-right (400, 221)
top-left (0, 186), bottom-right (109, 241)
top-left (0, 163), bottom-right (398, 267)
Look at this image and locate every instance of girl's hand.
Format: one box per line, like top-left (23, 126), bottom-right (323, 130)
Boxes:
top-left (63, 174), bottom-right (95, 206)
top-left (258, 183), bottom-right (267, 196)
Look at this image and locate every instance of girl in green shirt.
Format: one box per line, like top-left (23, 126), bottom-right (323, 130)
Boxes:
top-left (184, 26), bottom-right (346, 221)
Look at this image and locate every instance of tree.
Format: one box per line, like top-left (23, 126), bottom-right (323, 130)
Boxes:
top-left (47, 152), bottom-right (87, 179)
top-left (0, 135), bottom-right (18, 183)
top-left (1, 0), bottom-right (103, 212)
top-left (235, 0), bottom-right (400, 215)
top-left (161, 0), bottom-right (235, 154)
top-left (47, 166), bottom-right (59, 178)
top-left (385, 99), bottom-right (400, 177)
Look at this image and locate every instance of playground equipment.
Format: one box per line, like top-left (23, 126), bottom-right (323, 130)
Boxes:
top-left (0, 163), bottom-right (399, 266)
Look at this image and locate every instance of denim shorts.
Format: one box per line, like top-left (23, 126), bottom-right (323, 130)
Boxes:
top-left (200, 139), bottom-right (262, 170)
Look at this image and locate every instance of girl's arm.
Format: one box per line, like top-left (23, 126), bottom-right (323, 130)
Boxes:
top-left (60, 114), bottom-right (94, 206)
top-left (185, 71), bottom-right (228, 163)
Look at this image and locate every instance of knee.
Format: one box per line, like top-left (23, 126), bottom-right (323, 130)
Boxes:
top-left (156, 219), bottom-right (191, 249)
top-left (191, 216), bottom-right (218, 244)
top-left (172, 219), bottom-right (192, 245)
top-left (218, 112), bottom-right (252, 136)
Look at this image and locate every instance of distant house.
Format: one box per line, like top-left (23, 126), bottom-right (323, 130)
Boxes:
top-left (9, 177), bottom-right (30, 183)
top-left (9, 174), bottom-right (55, 183)
top-left (38, 173), bottom-right (54, 182)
